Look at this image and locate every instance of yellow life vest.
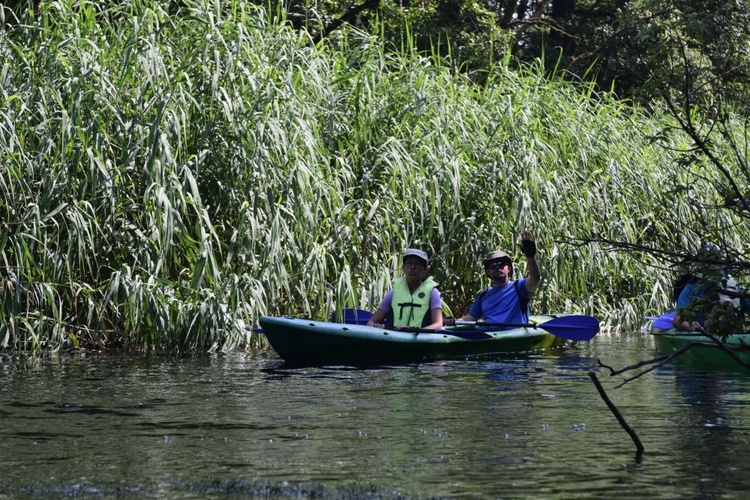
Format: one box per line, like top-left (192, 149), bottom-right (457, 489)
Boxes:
top-left (391, 277), bottom-right (438, 328)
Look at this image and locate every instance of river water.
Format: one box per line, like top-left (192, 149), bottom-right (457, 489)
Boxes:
top-left (2, 331), bottom-right (750, 498)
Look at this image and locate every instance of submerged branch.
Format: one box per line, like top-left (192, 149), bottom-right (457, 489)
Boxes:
top-left (589, 372), bottom-right (645, 455)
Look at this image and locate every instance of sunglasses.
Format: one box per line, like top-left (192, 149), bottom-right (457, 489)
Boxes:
top-left (403, 259), bottom-right (426, 268)
top-left (486, 260), bottom-right (511, 270)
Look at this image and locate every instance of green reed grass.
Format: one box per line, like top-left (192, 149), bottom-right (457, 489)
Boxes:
top-left (0, 0), bottom-right (747, 352)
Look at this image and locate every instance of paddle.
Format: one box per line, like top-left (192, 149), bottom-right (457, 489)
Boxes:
top-left (339, 309), bottom-right (601, 341)
top-left (335, 309), bottom-right (492, 339)
top-left (645, 311), bottom-right (675, 330)
top-left (455, 314), bottom-right (600, 341)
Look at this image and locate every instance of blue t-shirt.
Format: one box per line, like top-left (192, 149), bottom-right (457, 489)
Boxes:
top-left (676, 281), bottom-right (706, 310)
top-left (677, 280), bottom-right (720, 325)
top-left (468, 278), bottom-right (531, 325)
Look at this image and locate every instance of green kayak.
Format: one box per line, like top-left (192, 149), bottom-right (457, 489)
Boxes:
top-left (258, 314), bottom-right (575, 366)
top-left (650, 311), bottom-right (750, 368)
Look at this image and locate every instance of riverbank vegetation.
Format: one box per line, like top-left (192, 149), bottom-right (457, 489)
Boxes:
top-left (1, 0), bottom-right (748, 352)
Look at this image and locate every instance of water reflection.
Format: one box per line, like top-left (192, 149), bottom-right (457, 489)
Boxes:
top-left (658, 369), bottom-right (748, 488)
top-left (1, 337), bottom-right (750, 497)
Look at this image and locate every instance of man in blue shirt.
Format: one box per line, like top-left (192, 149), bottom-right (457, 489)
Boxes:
top-left (460, 231), bottom-right (542, 325)
top-left (672, 243), bottom-right (746, 332)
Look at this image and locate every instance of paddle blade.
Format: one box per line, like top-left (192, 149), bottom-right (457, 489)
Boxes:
top-left (649, 311), bottom-right (675, 330)
top-left (332, 308), bottom-right (373, 325)
top-left (540, 315), bottom-right (600, 341)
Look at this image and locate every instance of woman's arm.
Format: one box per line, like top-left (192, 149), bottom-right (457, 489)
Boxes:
top-left (424, 308), bottom-right (444, 330)
top-left (367, 308), bottom-right (388, 328)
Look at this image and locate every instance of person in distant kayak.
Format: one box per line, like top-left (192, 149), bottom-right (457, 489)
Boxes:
top-left (367, 249), bottom-right (446, 330)
top-left (458, 231), bottom-right (541, 326)
top-left (673, 243), bottom-right (745, 332)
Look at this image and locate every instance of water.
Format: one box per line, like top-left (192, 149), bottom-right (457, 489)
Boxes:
top-left (2, 332), bottom-right (750, 498)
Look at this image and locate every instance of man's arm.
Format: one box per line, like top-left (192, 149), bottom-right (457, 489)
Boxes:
top-left (520, 231), bottom-right (542, 292)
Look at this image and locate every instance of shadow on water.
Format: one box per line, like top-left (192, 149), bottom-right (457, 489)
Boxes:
top-left (662, 369), bottom-right (750, 482)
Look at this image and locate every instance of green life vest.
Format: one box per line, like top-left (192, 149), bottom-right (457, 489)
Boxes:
top-left (390, 277), bottom-right (438, 328)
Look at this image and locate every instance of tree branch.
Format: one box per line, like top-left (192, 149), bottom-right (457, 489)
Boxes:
top-left (589, 371), bottom-right (645, 455)
top-left (312, 0), bottom-right (381, 44)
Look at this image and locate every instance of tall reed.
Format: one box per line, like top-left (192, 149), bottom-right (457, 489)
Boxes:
top-left (0, 0), bottom-right (745, 352)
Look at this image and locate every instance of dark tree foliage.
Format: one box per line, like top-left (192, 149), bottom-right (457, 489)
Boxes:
top-left (265, 0), bottom-right (750, 107)
top-left (496, 0), bottom-right (750, 103)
